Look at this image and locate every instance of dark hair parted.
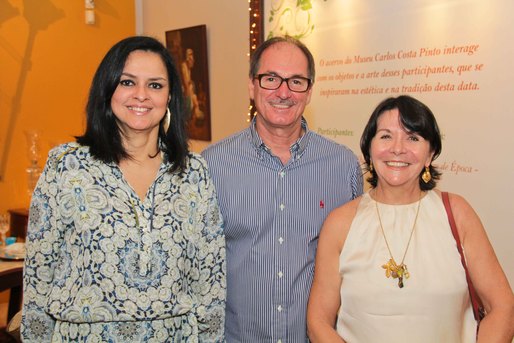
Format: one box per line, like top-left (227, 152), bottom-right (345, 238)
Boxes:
top-left (76, 35), bottom-right (189, 173)
top-left (360, 95), bottom-right (442, 190)
top-left (249, 36), bottom-right (315, 82)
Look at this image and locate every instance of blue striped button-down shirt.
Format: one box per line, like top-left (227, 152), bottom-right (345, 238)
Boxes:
top-left (202, 118), bottom-right (363, 342)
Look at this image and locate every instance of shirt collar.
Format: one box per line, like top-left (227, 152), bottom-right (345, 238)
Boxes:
top-left (249, 116), bottom-right (311, 160)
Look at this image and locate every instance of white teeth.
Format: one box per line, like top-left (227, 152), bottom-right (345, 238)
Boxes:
top-left (272, 104), bottom-right (290, 109)
top-left (270, 101), bottom-right (294, 108)
top-left (128, 106), bottom-right (149, 113)
top-left (386, 161), bottom-right (409, 167)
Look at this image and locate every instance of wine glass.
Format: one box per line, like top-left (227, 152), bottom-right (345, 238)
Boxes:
top-left (0, 213), bottom-right (9, 246)
top-left (25, 130), bottom-right (42, 197)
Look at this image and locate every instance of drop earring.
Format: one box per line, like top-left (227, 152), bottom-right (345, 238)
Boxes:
top-left (421, 166), bottom-right (432, 183)
top-left (164, 108), bottom-right (171, 132)
top-left (369, 160), bottom-right (374, 172)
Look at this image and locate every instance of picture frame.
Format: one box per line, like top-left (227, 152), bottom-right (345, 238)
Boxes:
top-left (166, 24), bottom-right (211, 141)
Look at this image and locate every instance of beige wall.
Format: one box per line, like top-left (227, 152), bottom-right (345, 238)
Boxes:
top-left (139, 0), bottom-right (251, 152)
top-left (139, 2), bottom-right (514, 290)
top-left (0, 0), bottom-right (135, 212)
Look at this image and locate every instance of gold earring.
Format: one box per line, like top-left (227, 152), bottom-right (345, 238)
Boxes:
top-left (369, 160), bottom-right (374, 172)
top-left (422, 166), bottom-right (431, 183)
top-left (164, 108), bottom-right (171, 132)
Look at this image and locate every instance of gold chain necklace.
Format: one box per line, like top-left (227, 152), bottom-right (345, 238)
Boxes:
top-left (374, 191), bottom-right (422, 288)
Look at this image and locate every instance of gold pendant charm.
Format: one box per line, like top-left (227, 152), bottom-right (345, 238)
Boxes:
top-left (382, 259), bottom-right (410, 288)
top-left (403, 264), bottom-right (410, 279)
top-left (382, 258), bottom-right (398, 278)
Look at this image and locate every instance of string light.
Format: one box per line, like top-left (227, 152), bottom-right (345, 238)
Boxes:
top-left (249, 0), bottom-right (262, 55)
top-left (248, 0), bottom-right (263, 121)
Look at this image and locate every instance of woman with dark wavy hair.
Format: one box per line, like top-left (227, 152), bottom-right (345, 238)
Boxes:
top-left (308, 95), bottom-right (514, 342)
top-left (21, 36), bottom-right (225, 342)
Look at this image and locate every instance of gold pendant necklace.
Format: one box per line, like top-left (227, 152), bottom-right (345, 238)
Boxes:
top-left (374, 191), bottom-right (422, 288)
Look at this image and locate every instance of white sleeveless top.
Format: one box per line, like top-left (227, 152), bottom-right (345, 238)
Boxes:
top-left (336, 191), bottom-right (477, 343)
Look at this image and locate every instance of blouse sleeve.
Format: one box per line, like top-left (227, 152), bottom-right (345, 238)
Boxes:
top-left (21, 147), bottom-right (66, 342)
top-left (191, 156), bottom-right (226, 342)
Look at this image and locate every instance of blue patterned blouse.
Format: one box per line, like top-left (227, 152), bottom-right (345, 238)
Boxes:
top-left (21, 143), bottom-right (226, 342)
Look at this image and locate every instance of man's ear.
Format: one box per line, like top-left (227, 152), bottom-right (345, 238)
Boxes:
top-left (248, 77), bottom-right (255, 100)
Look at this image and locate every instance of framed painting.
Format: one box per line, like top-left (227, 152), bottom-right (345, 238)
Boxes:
top-left (166, 24), bottom-right (211, 141)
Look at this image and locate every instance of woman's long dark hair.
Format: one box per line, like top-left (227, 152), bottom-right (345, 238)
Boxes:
top-left (76, 36), bottom-right (189, 173)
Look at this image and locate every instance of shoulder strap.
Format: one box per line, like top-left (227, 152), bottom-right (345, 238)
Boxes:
top-left (441, 192), bottom-right (484, 322)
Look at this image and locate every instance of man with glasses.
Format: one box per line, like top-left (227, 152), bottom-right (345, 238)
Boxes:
top-left (202, 36), bottom-right (363, 342)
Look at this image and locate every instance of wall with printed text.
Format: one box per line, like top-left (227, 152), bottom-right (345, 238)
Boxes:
top-left (264, 0), bottom-right (514, 286)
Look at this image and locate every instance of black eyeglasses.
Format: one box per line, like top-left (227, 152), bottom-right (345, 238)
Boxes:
top-left (254, 74), bottom-right (312, 93)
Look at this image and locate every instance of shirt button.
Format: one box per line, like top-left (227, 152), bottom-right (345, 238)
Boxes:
top-left (277, 305), bottom-right (282, 312)
top-left (279, 171), bottom-right (285, 178)
top-left (277, 340), bottom-right (282, 343)
top-left (278, 237), bottom-right (284, 244)
top-left (278, 271), bottom-right (283, 278)
top-left (279, 204), bottom-right (285, 211)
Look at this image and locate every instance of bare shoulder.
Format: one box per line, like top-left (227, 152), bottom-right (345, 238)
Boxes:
top-left (320, 196), bottom-right (363, 248)
top-left (442, 191), bottom-right (478, 217)
top-left (436, 190), bottom-right (483, 241)
top-left (325, 196), bottom-right (362, 225)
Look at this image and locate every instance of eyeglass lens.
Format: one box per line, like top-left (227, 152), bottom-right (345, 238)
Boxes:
top-left (258, 74), bottom-right (310, 92)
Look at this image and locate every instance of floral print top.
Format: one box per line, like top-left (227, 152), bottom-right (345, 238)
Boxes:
top-left (21, 143), bottom-right (226, 342)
